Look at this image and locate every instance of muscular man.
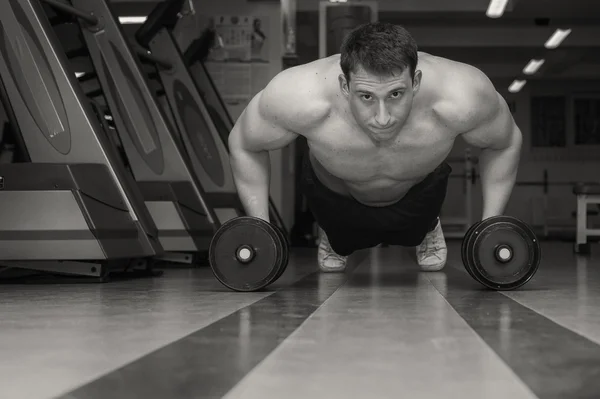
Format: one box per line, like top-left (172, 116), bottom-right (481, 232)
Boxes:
top-left (228, 22), bottom-right (522, 273)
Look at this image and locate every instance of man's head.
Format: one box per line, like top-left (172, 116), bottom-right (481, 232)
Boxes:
top-left (338, 22), bottom-right (422, 141)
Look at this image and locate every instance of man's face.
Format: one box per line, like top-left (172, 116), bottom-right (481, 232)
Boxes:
top-left (340, 66), bottom-right (421, 142)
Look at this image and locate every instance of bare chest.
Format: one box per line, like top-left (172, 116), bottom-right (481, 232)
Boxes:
top-left (307, 117), bottom-right (455, 183)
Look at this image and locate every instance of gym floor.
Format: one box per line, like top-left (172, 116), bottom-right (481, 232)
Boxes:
top-left (1, 240), bottom-right (599, 399)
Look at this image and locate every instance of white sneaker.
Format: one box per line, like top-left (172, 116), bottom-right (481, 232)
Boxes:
top-left (416, 219), bottom-right (447, 271)
top-left (317, 226), bottom-right (347, 272)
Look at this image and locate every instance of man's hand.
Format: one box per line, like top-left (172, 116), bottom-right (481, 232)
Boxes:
top-left (456, 71), bottom-right (523, 220)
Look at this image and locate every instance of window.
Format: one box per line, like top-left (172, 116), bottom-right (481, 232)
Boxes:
top-left (573, 96), bottom-right (600, 145)
top-left (530, 96), bottom-right (566, 148)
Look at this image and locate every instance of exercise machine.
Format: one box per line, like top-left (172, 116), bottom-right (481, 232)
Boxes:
top-left (573, 183), bottom-right (600, 254)
top-left (135, 0), bottom-right (288, 236)
top-left (0, 0), bottom-right (163, 280)
top-left (43, 0), bottom-right (219, 264)
top-left (134, 0), bottom-right (241, 226)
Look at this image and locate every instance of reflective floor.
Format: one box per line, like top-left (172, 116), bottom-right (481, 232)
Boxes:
top-left (1, 241), bottom-right (599, 399)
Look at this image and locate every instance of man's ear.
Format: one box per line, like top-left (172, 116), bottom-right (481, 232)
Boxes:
top-left (412, 70), bottom-right (422, 94)
top-left (339, 73), bottom-right (350, 97)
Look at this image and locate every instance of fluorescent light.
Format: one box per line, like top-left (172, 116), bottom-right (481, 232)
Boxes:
top-left (75, 72), bottom-right (85, 78)
top-left (119, 16), bottom-right (147, 24)
top-left (508, 80), bottom-right (526, 93)
top-left (523, 59), bottom-right (545, 75)
top-left (486, 0), bottom-right (509, 18)
top-left (544, 28), bottom-right (572, 49)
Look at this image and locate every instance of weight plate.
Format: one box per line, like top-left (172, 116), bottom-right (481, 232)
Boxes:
top-left (209, 216), bottom-right (285, 292)
top-left (466, 216), bottom-right (541, 290)
top-left (272, 223), bottom-right (290, 282)
top-left (463, 218), bottom-right (510, 287)
top-left (461, 220), bottom-right (482, 281)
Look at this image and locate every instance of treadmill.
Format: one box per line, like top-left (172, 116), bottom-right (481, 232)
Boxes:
top-left (45, 0), bottom-right (219, 264)
top-left (0, 0), bottom-right (164, 281)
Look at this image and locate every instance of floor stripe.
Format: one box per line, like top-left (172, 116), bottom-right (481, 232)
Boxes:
top-left (55, 253), bottom-right (366, 399)
top-left (429, 266), bottom-right (600, 399)
top-left (222, 247), bottom-right (538, 399)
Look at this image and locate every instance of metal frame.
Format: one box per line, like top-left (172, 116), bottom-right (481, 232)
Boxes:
top-left (69, 0), bottom-right (217, 256)
top-left (147, 29), bottom-right (243, 219)
top-left (318, 0), bottom-right (378, 59)
top-left (0, 0), bottom-right (162, 279)
top-left (575, 192), bottom-right (600, 251)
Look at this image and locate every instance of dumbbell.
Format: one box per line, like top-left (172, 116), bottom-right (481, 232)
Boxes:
top-left (209, 216), bottom-right (289, 292)
top-left (461, 215), bottom-right (541, 290)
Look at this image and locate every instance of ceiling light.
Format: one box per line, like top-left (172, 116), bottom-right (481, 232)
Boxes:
top-left (544, 28), bottom-right (572, 49)
top-left (523, 59), bottom-right (545, 75)
top-left (508, 80), bottom-right (526, 93)
top-left (119, 16), bottom-right (147, 24)
top-left (486, 0), bottom-right (509, 18)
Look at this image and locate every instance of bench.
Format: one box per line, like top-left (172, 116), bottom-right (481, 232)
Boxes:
top-left (573, 182), bottom-right (600, 254)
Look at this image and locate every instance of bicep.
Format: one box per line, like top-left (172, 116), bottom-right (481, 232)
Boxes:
top-left (229, 91), bottom-right (299, 153)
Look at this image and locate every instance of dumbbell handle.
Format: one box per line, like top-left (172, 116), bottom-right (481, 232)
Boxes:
top-left (495, 244), bottom-right (513, 263)
top-left (236, 245), bottom-right (255, 263)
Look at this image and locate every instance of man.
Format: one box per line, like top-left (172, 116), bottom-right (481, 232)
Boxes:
top-left (228, 22), bottom-right (522, 273)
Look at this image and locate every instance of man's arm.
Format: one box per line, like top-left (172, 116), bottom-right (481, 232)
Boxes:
top-left (459, 75), bottom-right (523, 220)
top-left (228, 69), bottom-right (324, 221)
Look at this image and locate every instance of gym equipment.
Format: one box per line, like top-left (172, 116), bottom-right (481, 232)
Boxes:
top-left (47, 0), bottom-right (218, 263)
top-left (319, 1), bottom-right (378, 58)
top-left (281, 0), bottom-right (300, 69)
top-left (134, 4), bottom-right (239, 225)
top-left (183, 32), bottom-right (233, 145)
top-left (462, 216), bottom-right (541, 290)
top-left (272, 220), bottom-right (290, 282)
top-left (136, 0), bottom-right (288, 238)
top-left (209, 217), bottom-right (289, 292)
top-left (281, 0), bottom-right (298, 56)
top-left (0, 121), bottom-right (28, 163)
top-left (0, 0), bottom-right (163, 279)
top-left (573, 182), bottom-right (600, 255)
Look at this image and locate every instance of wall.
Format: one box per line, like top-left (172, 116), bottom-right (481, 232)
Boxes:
top-left (294, 0), bottom-right (518, 13)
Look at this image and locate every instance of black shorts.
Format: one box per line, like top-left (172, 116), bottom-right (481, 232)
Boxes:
top-left (300, 151), bottom-right (452, 256)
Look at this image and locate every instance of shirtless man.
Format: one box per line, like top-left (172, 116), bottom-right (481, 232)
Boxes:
top-left (228, 22), bottom-right (522, 272)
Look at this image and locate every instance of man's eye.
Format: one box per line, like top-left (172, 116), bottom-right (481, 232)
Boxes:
top-left (391, 91), bottom-right (401, 98)
top-left (361, 95), bottom-right (372, 101)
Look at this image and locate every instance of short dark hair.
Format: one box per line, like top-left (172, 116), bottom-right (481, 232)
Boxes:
top-left (340, 22), bottom-right (418, 83)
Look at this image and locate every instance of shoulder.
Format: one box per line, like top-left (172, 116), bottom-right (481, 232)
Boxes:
top-left (432, 60), bottom-right (506, 134)
top-left (425, 57), bottom-right (518, 149)
top-left (256, 58), bottom-right (334, 133)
